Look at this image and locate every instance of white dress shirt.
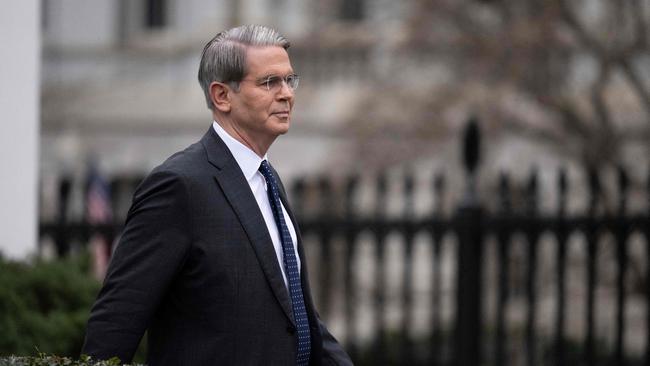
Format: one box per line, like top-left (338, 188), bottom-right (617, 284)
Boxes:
top-left (212, 121), bottom-right (300, 288)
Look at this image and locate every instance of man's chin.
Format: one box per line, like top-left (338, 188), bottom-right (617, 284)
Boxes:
top-left (273, 118), bottom-right (291, 133)
top-left (277, 125), bottom-right (290, 135)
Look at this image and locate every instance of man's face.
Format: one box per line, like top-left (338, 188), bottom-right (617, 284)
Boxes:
top-left (228, 46), bottom-right (295, 147)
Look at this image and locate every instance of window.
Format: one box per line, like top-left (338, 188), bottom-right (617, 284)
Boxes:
top-left (41, 0), bottom-right (50, 30)
top-left (340, 0), bottom-right (364, 21)
top-left (145, 0), bottom-right (166, 29)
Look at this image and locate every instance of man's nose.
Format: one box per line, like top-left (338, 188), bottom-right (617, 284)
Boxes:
top-left (276, 80), bottom-right (294, 101)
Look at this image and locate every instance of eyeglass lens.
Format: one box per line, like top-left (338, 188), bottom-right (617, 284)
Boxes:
top-left (265, 75), bottom-right (299, 91)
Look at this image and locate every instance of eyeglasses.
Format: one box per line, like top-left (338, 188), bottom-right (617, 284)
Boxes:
top-left (240, 74), bottom-right (300, 92)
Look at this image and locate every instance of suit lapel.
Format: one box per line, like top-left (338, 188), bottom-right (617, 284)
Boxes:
top-left (200, 128), bottom-right (295, 326)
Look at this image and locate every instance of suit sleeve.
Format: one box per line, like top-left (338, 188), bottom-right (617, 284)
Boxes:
top-left (82, 169), bottom-right (192, 363)
top-left (319, 318), bottom-right (354, 365)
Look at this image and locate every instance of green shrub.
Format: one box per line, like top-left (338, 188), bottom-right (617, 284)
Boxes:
top-left (0, 253), bottom-right (101, 357)
top-left (0, 353), bottom-right (143, 365)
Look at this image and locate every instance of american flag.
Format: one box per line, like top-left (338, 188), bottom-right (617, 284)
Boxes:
top-left (86, 164), bottom-right (113, 279)
top-left (86, 165), bottom-right (113, 225)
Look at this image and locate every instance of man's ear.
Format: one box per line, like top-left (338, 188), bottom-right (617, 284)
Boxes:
top-left (209, 82), bottom-right (231, 113)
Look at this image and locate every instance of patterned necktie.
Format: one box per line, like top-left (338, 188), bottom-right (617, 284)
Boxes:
top-left (258, 160), bottom-right (311, 365)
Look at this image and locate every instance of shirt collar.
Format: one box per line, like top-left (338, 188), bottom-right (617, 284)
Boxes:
top-left (212, 121), bottom-right (267, 182)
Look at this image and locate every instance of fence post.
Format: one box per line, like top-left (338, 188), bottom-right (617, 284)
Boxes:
top-left (401, 168), bottom-right (415, 365)
top-left (318, 177), bottom-right (333, 319)
top-left (55, 177), bottom-right (72, 257)
top-left (614, 166), bottom-right (630, 366)
top-left (454, 118), bottom-right (484, 366)
top-left (555, 168), bottom-right (569, 366)
top-left (495, 172), bottom-right (511, 366)
top-left (431, 172), bottom-right (445, 366)
top-left (584, 166), bottom-right (600, 366)
top-left (373, 171), bottom-right (388, 365)
top-left (525, 168), bottom-right (540, 366)
top-left (343, 175), bottom-right (359, 360)
top-left (646, 167), bottom-right (650, 366)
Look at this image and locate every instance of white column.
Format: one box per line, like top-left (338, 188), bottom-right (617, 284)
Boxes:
top-left (0, 1), bottom-right (40, 259)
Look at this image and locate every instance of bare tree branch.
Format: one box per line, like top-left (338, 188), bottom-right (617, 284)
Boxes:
top-left (557, 0), bottom-right (604, 54)
top-left (500, 116), bottom-right (579, 158)
top-left (555, 102), bottom-right (592, 139)
top-left (536, 93), bottom-right (593, 139)
top-left (633, 0), bottom-right (648, 48)
top-left (591, 62), bottom-right (613, 131)
top-left (618, 58), bottom-right (650, 122)
top-left (354, 0), bottom-right (648, 169)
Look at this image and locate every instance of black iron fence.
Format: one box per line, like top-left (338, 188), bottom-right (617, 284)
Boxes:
top-left (39, 121), bottom-right (650, 366)
top-left (292, 122), bottom-right (650, 366)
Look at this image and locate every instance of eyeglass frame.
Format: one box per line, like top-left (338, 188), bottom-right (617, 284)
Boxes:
top-left (237, 73), bottom-right (300, 92)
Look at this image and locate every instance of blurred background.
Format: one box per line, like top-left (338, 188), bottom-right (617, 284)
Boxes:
top-left (1, 0), bottom-right (650, 365)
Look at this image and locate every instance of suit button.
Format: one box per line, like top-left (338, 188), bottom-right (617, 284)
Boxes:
top-left (286, 325), bottom-right (296, 335)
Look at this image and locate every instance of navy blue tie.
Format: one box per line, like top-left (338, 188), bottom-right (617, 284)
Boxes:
top-left (259, 160), bottom-right (311, 365)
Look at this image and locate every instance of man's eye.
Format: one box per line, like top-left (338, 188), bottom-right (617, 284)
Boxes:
top-left (265, 77), bottom-right (281, 87)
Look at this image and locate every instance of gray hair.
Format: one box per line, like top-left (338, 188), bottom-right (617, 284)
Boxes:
top-left (198, 25), bottom-right (290, 109)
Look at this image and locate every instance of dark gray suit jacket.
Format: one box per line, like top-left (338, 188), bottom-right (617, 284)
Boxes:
top-left (82, 128), bottom-right (352, 365)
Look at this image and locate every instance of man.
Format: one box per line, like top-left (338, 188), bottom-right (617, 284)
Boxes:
top-left (82, 25), bottom-right (353, 366)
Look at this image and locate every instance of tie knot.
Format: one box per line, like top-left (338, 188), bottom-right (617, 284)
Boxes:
top-left (259, 160), bottom-right (276, 184)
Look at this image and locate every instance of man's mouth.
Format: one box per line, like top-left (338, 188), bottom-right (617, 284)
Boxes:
top-left (272, 111), bottom-right (290, 118)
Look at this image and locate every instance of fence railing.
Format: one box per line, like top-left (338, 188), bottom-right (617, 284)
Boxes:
top-left (39, 120), bottom-right (650, 366)
top-left (290, 121), bottom-right (650, 366)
